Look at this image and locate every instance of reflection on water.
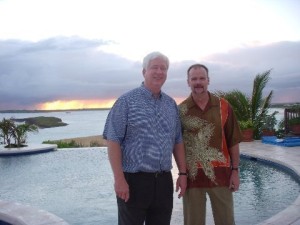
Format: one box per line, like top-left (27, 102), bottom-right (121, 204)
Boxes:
top-left (0, 149), bottom-right (299, 225)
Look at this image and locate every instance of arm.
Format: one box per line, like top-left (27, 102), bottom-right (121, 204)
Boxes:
top-left (107, 140), bottom-right (130, 202)
top-left (173, 142), bottom-right (187, 198)
top-left (228, 143), bottom-right (240, 192)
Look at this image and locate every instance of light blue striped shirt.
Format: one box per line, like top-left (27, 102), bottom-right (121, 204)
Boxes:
top-left (103, 84), bottom-right (182, 173)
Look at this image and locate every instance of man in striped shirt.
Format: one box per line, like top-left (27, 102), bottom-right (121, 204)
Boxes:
top-left (103, 51), bottom-right (187, 225)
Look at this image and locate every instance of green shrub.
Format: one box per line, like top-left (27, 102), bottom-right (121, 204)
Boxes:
top-left (261, 111), bottom-right (278, 131)
top-left (90, 141), bottom-right (101, 147)
top-left (288, 117), bottom-right (300, 125)
top-left (239, 120), bottom-right (254, 130)
top-left (43, 140), bottom-right (83, 148)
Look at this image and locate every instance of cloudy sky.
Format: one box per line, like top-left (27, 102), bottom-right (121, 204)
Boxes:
top-left (0, 0), bottom-right (299, 110)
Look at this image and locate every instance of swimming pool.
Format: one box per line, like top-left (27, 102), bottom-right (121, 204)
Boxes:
top-left (0, 148), bottom-right (299, 225)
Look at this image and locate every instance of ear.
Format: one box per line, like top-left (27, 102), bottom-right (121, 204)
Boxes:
top-left (142, 69), bottom-right (146, 76)
top-left (187, 79), bottom-right (191, 87)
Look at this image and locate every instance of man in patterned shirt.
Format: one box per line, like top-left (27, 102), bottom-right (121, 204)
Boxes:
top-left (179, 64), bottom-right (242, 225)
top-left (103, 51), bottom-right (187, 225)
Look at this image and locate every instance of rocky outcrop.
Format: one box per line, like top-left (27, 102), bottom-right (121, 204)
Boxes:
top-left (12, 116), bottom-right (68, 128)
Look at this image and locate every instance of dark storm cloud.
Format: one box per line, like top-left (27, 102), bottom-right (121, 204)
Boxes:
top-left (0, 36), bottom-right (142, 109)
top-left (199, 41), bottom-right (300, 103)
top-left (0, 37), bottom-right (299, 110)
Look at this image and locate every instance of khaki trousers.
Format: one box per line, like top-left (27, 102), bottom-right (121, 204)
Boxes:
top-left (183, 187), bottom-right (235, 225)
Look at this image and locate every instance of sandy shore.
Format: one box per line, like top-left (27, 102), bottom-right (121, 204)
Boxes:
top-left (56, 135), bottom-right (107, 147)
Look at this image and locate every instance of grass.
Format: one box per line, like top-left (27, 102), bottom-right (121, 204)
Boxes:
top-left (43, 139), bottom-right (103, 148)
top-left (43, 140), bottom-right (83, 148)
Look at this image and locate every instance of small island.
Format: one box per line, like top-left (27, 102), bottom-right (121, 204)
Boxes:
top-left (12, 116), bottom-right (68, 128)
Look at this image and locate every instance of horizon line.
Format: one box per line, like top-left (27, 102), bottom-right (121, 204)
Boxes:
top-left (1, 102), bottom-right (300, 113)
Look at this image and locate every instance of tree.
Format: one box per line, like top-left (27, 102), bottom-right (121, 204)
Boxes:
top-left (0, 118), bottom-right (38, 148)
top-left (12, 123), bottom-right (38, 147)
top-left (215, 69), bottom-right (273, 139)
top-left (0, 118), bottom-right (15, 145)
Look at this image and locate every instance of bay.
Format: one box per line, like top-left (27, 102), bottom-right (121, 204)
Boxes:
top-left (0, 108), bottom-right (284, 144)
top-left (0, 110), bottom-right (109, 144)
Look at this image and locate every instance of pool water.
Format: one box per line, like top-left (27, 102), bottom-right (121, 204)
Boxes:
top-left (0, 148), bottom-right (299, 225)
top-left (236, 157), bottom-right (300, 224)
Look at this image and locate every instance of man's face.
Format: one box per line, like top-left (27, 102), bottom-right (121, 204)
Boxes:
top-left (187, 67), bottom-right (209, 95)
top-left (143, 57), bottom-right (168, 90)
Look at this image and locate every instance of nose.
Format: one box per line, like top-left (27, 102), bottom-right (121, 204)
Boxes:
top-left (195, 78), bottom-right (202, 84)
top-left (155, 67), bottom-right (167, 73)
top-left (157, 68), bottom-right (165, 73)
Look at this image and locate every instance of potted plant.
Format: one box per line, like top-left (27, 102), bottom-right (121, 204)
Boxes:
top-left (215, 69), bottom-right (274, 140)
top-left (261, 111), bottom-right (278, 136)
top-left (239, 120), bottom-right (254, 142)
top-left (288, 117), bottom-right (300, 135)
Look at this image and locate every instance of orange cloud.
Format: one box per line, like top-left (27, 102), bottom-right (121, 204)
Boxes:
top-left (36, 97), bottom-right (185, 110)
top-left (37, 99), bottom-right (116, 110)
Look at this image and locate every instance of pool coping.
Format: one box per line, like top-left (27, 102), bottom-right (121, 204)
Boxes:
top-left (0, 144), bottom-right (57, 156)
top-left (0, 200), bottom-right (69, 225)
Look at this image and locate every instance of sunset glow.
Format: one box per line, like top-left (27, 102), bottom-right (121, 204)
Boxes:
top-left (36, 98), bottom-right (186, 110)
top-left (37, 99), bottom-right (116, 110)
top-left (174, 97), bottom-right (186, 105)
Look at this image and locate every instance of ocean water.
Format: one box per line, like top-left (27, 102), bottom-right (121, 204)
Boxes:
top-left (0, 108), bottom-right (284, 144)
top-left (0, 110), bottom-right (110, 143)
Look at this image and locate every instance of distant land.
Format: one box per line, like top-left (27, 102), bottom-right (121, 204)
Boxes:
top-left (0, 103), bottom-right (300, 113)
top-left (11, 116), bottom-right (68, 128)
top-left (0, 108), bottom-right (111, 113)
top-left (269, 102), bottom-right (300, 108)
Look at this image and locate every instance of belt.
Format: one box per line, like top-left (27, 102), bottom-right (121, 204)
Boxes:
top-left (125, 171), bottom-right (170, 178)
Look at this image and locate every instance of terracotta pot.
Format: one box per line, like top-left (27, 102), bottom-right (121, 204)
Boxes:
top-left (290, 124), bottom-right (300, 135)
top-left (242, 128), bottom-right (254, 142)
top-left (261, 129), bottom-right (276, 136)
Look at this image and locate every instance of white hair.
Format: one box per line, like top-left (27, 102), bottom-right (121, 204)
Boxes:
top-left (142, 51), bottom-right (169, 69)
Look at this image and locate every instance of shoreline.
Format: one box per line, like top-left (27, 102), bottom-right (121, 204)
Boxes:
top-left (54, 135), bottom-right (107, 147)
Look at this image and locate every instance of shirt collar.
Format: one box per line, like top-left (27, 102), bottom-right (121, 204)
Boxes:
top-left (140, 82), bottom-right (162, 99)
top-left (184, 92), bottom-right (219, 110)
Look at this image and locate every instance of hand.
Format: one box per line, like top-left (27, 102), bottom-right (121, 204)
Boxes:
top-left (114, 177), bottom-right (130, 202)
top-left (229, 170), bottom-right (240, 192)
top-left (176, 175), bottom-right (187, 198)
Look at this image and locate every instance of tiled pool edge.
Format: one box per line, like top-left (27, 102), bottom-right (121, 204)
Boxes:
top-left (241, 154), bottom-right (300, 184)
top-left (0, 200), bottom-right (69, 225)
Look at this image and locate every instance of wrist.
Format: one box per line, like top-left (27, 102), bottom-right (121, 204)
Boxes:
top-left (178, 172), bottom-right (188, 176)
top-left (231, 167), bottom-right (239, 171)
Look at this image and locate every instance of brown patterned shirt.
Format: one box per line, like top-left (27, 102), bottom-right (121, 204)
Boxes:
top-left (179, 92), bottom-right (242, 188)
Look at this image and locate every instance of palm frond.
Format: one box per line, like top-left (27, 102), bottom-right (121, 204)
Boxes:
top-left (213, 69), bottom-right (273, 140)
top-left (251, 69), bottom-right (272, 119)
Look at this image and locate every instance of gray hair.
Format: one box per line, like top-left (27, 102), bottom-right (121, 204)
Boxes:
top-left (142, 51), bottom-right (169, 69)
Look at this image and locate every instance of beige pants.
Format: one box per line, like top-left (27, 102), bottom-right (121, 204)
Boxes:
top-left (183, 187), bottom-right (235, 225)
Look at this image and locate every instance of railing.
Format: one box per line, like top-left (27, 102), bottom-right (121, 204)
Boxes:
top-left (284, 108), bottom-right (300, 134)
